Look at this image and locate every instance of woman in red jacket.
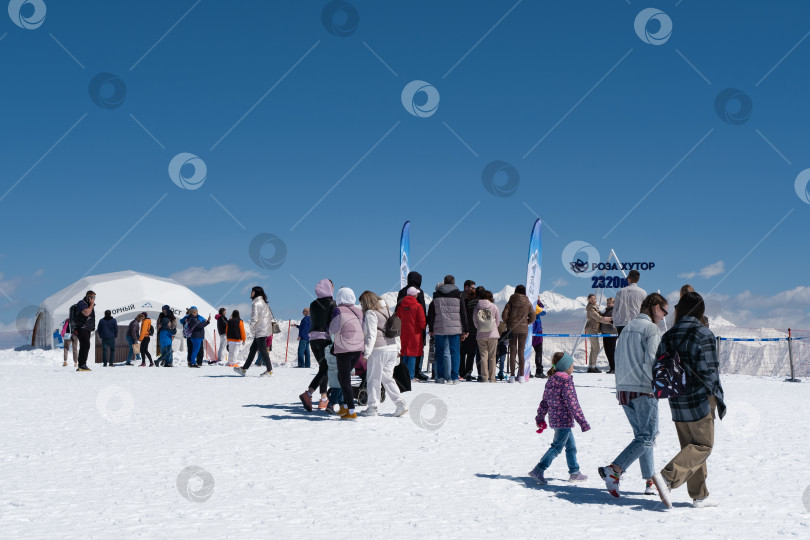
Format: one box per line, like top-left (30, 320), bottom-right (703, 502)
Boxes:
top-left (397, 287), bottom-right (426, 380)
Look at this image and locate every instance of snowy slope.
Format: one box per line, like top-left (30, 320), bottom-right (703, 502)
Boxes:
top-left (0, 348), bottom-right (808, 539)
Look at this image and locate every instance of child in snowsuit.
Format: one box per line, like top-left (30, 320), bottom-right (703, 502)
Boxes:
top-left (530, 352), bottom-right (590, 484)
top-left (496, 322), bottom-right (512, 380)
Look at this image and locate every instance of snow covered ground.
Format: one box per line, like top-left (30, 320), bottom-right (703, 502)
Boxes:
top-left (1, 348), bottom-right (808, 539)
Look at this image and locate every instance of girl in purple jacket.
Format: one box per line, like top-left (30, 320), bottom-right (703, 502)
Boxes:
top-left (529, 352), bottom-right (591, 484)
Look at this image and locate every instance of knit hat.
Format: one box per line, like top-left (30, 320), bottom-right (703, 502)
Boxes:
top-left (140, 312), bottom-right (148, 317)
top-left (555, 353), bottom-right (574, 372)
top-left (407, 287), bottom-right (419, 297)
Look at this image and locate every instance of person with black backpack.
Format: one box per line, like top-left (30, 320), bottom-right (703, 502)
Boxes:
top-left (598, 293), bottom-right (669, 503)
top-left (138, 312), bottom-right (154, 367)
top-left (358, 291), bottom-right (407, 417)
top-left (656, 291), bottom-right (726, 509)
top-left (72, 290), bottom-right (96, 371)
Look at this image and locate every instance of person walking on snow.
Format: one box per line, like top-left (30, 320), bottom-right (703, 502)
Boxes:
top-left (329, 287), bottom-right (365, 420)
top-left (125, 313), bottom-right (144, 366)
top-left (598, 293), bottom-right (669, 501)
top-left (358, 291), bottom-right (408, 417)
top-left (215, 307), bottom-right (228, 364)
top-left (299, 279), bottom-right (337, 411)
top-left (234, 286), bottom-right (273, 376)
top-left (225, 310), bottom-right (246, 367)
top-left (60, 318), bottom-right (78, 367)
top-left (138, 312), bottom-right (154, 366)
top-left (656, 291), bottom-right (726, 509)
top-left (529, 352), bottom-right (590, 484)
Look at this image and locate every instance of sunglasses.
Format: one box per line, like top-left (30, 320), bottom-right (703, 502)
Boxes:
top-left (659, 305), bottom-right (668, 316)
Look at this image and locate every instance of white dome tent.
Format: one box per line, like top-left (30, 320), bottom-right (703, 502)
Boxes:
top-left (33, 271), bottom-right (219, 364)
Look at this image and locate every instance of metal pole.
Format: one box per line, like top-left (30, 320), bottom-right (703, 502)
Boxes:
top-left (716, 336), bottom-right (721, 370)
top-left (284, 320), bottom-right (291, 365)
top-left (786, 328), bottom-right (801, 382)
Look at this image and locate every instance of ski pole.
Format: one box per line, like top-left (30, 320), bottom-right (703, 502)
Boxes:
top-left (284, 320), bottom-right (291, 365)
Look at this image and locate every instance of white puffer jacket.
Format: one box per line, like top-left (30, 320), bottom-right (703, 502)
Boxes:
top-left (250, 296), bottom-right (274, 338)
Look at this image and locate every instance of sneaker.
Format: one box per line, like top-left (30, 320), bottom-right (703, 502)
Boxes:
top-left (644, 480), bottom-right (656, 495)
top-left (77, 365), bottom-right (91, 372)
top-left (465, 374), bottom-right (473, 382)
top-left (587, 367), bottom-right (602, 373)
top-left (317, 398), bottom-right (329, 410)
top-left (598, 465), bottom-right (621, 498)
top-left (536, 372), bottom-right (547, 379)
top-left (300, 392), bottom-right (313, 411)
top-left (125, 362), bottom-right (133, 366)
top-left (508, 376), bottom-right (515, 384)
top-left (233, 366), bottom-right (246, 376)
top-left (340, 412), bottom-right (358, 420)
top-left (190, 364), bottom-right (200, 368)
top-left (516, 376), bottom-right (524, 384)
top-left (651, 473), bottom-right (672, 509)
top-left (102, 363), bottom-right (107, 367)
top-left (496, 373), bottom-right (504, 381)
top-left (692, 497), bottom-right (720, 508)
top-left (607, 369), bottom-right (615, 374)
top-left (568, 472), bottom-right (589, 482)
top-left (436, 378), bottom-right (446, 384)
top-left (139, 362), bottom-right (146, 367)
top-left (528, 467), bottom-right (547, 485)
top-left (259, 370), bottom-right (273, 377)
top-left (358, 406), bottom-right (378, 417)
top-left (63, 361), bottom-right (67, 367)
top-left (337, 406), bottom-right (349, 417)
top-left (393, 402), bottom-right (408, 417)
top-left (452, 379), bottom-right (460, 385)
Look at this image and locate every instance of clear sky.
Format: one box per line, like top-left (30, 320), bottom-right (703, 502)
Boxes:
top-left (1, 0), bottom-right (809, 328)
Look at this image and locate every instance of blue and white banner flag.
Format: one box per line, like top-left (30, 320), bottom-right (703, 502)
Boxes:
top-left (400, 221), bottom-right (411, 289)
top-left (524, 219), bottom-right (542, 379)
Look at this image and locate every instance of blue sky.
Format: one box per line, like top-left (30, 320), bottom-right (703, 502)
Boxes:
top-left (2, 0), bottom-right (809, 328)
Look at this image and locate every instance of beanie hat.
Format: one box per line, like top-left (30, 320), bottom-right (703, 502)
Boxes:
top-left (407, 287), bottom-right (419, 297)
top-left (555, 353), bottom-right (574, 372)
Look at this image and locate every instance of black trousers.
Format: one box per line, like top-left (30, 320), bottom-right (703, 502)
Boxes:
top-left (616, 326), bottom-right (625, 336)
top-left (243, 336), bottom-right (270, 370)
top-left (460, 335), bottom-right (480, 376)
top-left (603, 336), bottom-right (617, 371)
top-left (308, 339), bottom-right (331, 394)
top-left (533, 342), bottom-right (544, 372)
top-left (141, 336), bottom-right (153, 362)
top-left (336, 351), bottom-right (360, 410)
top-left (76, 329), bottom-right (91, 367)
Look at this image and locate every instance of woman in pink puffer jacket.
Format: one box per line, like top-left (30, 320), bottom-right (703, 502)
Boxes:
top-left (328, 287), bottom-right (364, 420)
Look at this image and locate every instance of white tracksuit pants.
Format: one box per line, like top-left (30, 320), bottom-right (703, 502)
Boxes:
top-left (227, 341), bottom-right (243, 365)
top-left (366, 348), bottom-right (403, 409)
top-left (218, 334), bottom-right (228, 363)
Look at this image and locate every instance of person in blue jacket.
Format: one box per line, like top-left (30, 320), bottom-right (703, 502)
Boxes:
top-left (294, 307), bottom-right (312, 368)
top-left (157, 305), bottom-right (177, 367)
top-left (180, 307), bottom-right (210, 368)
top-left (96, 310), bottom-right (119, 367)
top-left (532, 297), bottom-right (547, 378)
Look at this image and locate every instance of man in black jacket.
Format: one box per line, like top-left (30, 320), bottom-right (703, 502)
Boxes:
top-left (73, 291), bottom-right (96, 371)
top-left (299, 279), bottom-right (337, 411)
top-left (397, 271), bottom-right (429, 380)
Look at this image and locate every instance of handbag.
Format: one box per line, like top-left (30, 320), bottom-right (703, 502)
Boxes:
top-left (132, 342), bottom-right (141, 354)
top-left (271, 321), bottom-right (282, 334)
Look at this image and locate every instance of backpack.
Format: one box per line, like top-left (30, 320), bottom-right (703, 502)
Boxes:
top-left (476, 307), bottom-right (495, 333)
top-left (148, 324), bottom-right (154, 336)
top-left (381, 307), bottom-right (401, 338)
top-left (652, 328), bottom-right (699, 399)
top-left (182, 318), bottom-right (197, 339)
top-left (68, 304), bottom-right (78, 333)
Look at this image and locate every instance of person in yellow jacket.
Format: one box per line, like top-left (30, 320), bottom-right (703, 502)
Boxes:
top-left (138, 312), bottom-right (154, 367)
top-left (225, 310), bottom-right (246, 367)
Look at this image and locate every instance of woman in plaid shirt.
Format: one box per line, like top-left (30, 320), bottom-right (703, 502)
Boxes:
top-left (657, 291), bottom-right (726, 508)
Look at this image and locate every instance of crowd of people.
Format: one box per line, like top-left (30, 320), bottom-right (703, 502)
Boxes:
top-left (60, 269), bottom-right (727, 508)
